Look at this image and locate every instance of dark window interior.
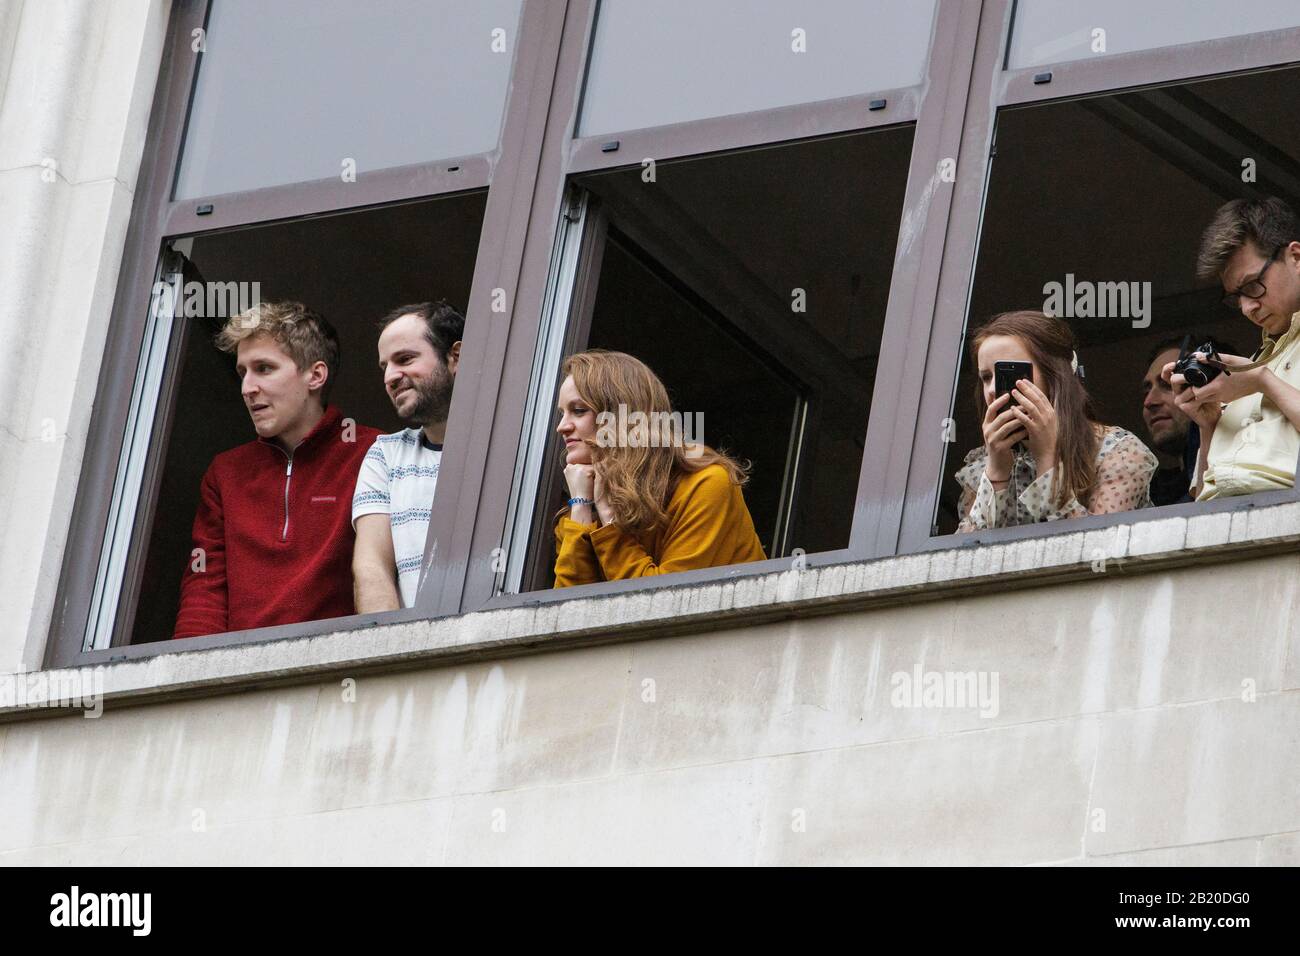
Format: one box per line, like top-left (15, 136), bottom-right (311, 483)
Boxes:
top-left (126, 192), bottom-right (486, 643)
top-left (521, 126), bottom-right (914, 590)
top-left (934, 64), bottom-right (1300, 535)
top-left (586, 229), bottom-right (801, 557)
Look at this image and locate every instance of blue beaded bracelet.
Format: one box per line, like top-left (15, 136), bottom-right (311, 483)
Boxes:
top-left (568, 497), bottom-right (594, 507)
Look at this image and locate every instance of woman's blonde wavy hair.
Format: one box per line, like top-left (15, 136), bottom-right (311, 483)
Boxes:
top-left (561, 350), bottom-right (749, 535)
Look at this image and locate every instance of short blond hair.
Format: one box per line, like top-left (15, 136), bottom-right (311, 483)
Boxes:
top-left (216, 301), bottom-right (340, 401)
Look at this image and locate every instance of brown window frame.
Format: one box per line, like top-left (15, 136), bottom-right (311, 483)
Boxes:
top-left (45, 0), bottom-right (1300, 670)
top-left (449, 0), bottom-right (982, 612)
top-left (45, 0), bottom-right (568, 667)
top-left (899, 0), bottom-right (1300, 556)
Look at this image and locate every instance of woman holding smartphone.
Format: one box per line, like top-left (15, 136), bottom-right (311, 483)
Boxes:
top-left (955, 310), bottom-right (1157, 532)
top-left (553, 349), bottom-right (766, 586)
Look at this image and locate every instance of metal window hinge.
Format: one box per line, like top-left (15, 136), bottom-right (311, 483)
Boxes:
top-left (563, 192), bottom-right (584, 223)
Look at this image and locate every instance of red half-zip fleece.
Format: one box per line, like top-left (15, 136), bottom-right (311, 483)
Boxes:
top-left (173, 405), bottom-right (382, 639)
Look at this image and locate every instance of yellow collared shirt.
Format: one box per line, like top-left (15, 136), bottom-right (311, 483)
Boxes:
top-left (1199, 312), bottom-right (1300, 500)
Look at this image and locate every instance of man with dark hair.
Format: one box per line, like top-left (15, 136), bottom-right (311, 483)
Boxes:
top-left (1164, 197), bottom-right (1300, 498)
top-left (174, 301), bottom-right (382, 638)
top-left (1141, 334), bottom-right (1235, 506)
top-left (352, 300), bottom-right (464, 610)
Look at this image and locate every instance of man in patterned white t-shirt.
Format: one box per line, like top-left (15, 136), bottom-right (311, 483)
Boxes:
top-left (352, 300), bottom-right (463, 609)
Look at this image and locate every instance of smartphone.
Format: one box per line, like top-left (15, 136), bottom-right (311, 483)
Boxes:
top-left (994, 361), bottom-right (1034, 407)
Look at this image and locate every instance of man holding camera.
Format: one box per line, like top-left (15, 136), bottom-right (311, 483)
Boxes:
top-left (1165, 197), bottom-right (1300, 499)
top-left (1142, 334), bottom-right (1237, 505)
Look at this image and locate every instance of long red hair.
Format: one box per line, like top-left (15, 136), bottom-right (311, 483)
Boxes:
top-left (561, 350), bottom-right (748, 535)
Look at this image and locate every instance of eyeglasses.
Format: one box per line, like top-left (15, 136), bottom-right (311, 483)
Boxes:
top-left (1222, 244), bottom-right (1285, 311)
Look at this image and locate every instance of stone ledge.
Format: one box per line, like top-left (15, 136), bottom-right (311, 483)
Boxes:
top-left (5, 498), bottom-right (1300, 721)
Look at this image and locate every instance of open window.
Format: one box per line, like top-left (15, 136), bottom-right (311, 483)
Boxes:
top-left (99, 192), bottom-right (488, 647)
top-left (47, 0), bottom-right (559, 665)
top-left (933, 63), bottom-right (1300, 535)
top-left (507, 127), bottom-right (915, 591)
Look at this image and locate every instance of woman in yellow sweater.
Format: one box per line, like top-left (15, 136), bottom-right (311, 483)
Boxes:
top-left (553, 350), bottom-right (766, 587)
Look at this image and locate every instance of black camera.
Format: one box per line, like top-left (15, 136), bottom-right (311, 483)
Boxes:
top-left (1173, 335), bottom-right (1228, 388)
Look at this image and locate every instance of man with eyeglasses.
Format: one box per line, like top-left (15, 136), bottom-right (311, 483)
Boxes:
top-left (1163, 197), bottom-right (1300, 499)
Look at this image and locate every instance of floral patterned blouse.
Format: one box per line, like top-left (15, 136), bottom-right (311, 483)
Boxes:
top-left (955, 425), bottom-right (1158, 532)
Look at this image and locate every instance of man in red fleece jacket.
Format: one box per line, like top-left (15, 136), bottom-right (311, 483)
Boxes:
top-left (173, 302), bottom-right (381, 639)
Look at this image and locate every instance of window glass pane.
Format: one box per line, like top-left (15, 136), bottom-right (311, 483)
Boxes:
top-left (933, 66), bottom-right (1300, 535)
top-left (520, 127), bottom-right (914, 590)
top-left (174, 0), bottom-right (522, 199)
top-left (578, 0), bottom-right (937, 136)
top-left (130, 192), bottom-right (486, 643)
top-left (1008, 0), bottom-right (1300, 69)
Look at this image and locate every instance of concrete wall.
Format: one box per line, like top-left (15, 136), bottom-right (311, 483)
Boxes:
top-left (2, 555), bottom-right (1298, 865)
top-left (2, 1), bottom-right (1297, 866)
top-left (0, 0), bottom-right (169, 674)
